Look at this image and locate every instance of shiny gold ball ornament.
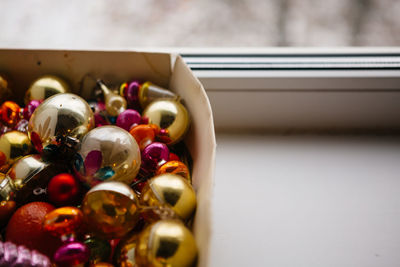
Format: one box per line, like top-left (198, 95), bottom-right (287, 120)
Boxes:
top-left (135, 220), bottom-right (198, 267)
top-left (74, 126), bottom-right (141, 187)
top-left (143, 99), bottom-right (190, 145)
top-left (25, 75), bottom-right (70, 105)
top-left (0, 131), bottom-right (32, 167)
top-left (28, 93), bottom-right (94, 153)
top-left (141, 174), bottom-right (196, 220)
top-left (82, 181), bottom-right (141, 239)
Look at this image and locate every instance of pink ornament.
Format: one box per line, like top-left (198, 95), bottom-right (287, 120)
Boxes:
top-left (116, 109), bottom-right (141, 131)
top-left (53, 242), bottom-right (89, 267)
top-left (124, 80), bottom-right (141, 110)
top-left (142, 142), bottom-right (169, 171)
top-left (23, 100), bottom-right (41, 120)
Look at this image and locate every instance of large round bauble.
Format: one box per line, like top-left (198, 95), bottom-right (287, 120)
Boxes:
top-left (143, 99), bottom-right (190, 145)
top-left (28, 93), bottom-right (94, 153)
top-left (74, 126), bottom-right (140, 187)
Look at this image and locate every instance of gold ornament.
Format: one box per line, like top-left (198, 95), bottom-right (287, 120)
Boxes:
top-left (25, 75), bottom-right (70, 105)
top-left (0, 131), bottom-right (32, 167)
top-left (135, 220), bottom-right (197, 267)
top-left (139, 82), bottom-right (178, 108)
top-left (114, 231), bottom-right (139, 267)
top-left (28, 93), bottom-right (94, 152)
top-left (82, 181), bottom-right (140, 239)
top-left (141, 174), bottom-right (196, 220)
top-left (0, 74), bottom-right (11, 102)
top-left (74, 126), bottom-right (141, 187)
top-left (97, 80), bottom-right (127, 117)
top-left (143, 99), bottom-right (190, 145)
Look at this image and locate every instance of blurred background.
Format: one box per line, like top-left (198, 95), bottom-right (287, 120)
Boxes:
top-left (0, 0), bottom-right (399, 48)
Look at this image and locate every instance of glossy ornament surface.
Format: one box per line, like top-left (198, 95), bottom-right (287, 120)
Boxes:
top-left (82, 181), bottom-right (140, 238)
top-left (43, 207), bottom-right (83, 238)
top-left (114, 231), bottom-right (138, 267)
top-left (53, 241), bottom-right (90, 267)
top-left (28, 93), bottom-right (94, 153)
top-left (141, 142), bottom-right (169, 171)
top-left (129, 124), bottom-right (157, 150)
top-left (143, 99), bottom-right (190, 145)
top-left (120, 80), bottom-right (141, 111)
top-left (47, 173), bottom-right (80, 206)
top-left (25, 75), bottom-right (70, 105)
top-left (6, 154), bottom-right (66, 203)
top-left (84, 236), bottom-right (111, 264)
top-left (0, 131), bottom-right (32, 167)
top-left (140, 174), bottom-right (196, 220)
top-left (74, 126), bottom-right (141, 187)
top-left (22, 100), bottom-right (41, 120)
top-left (135, 220), bottom-right (197, 267)
top-left (156, 160), bottom-right (190, 181)
top-left (116, 109), bottom-right (141, 131)
top-left (97, 80), bottom-right (126, 117)
top-left (139, 81), bottom-right (178, 108)
top-left (0, 101), bottom-right (20, 127)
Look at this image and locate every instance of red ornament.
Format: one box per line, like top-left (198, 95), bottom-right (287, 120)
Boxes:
top-left (168, 152), bottom-right (180, 161)
top-left (48, 173), bottom-right (80, 206)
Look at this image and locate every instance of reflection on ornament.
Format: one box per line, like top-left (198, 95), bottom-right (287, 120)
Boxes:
top-left (140, 174), bottom-right (196, 220)
top-left (116, 109), bottom-right (141, 131)
top-left (82, 181), bottom-right (140, 239)
top-left (53, 241), bottom-right (90, 267)
top-left (156, 160), bottom-right (190, 181)
top-left (135, 220), bottom-right (197, 267)
top-left (28, 93), bottom-right (94, 153)
top-left (0, 131), bottom-right (32, 166)
top-left (143, 99), bottom-right (190, 145)
top-left (25, 75), bottom-right (70, 105)
top-left (1, 101), bottom-right (21, 127)
top-left (74, 126), bottom-right (141, 187)
top-left (43, 207), bottom-right (83, 239)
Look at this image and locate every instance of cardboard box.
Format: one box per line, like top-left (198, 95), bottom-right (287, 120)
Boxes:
top-left (0, 49), bottom-right (216, 267)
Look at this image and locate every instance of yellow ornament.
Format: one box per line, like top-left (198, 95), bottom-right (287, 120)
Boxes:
top-left (25, 75), bottom-right (70, 105)
top-left (140, 174), bottom-right (196, 220)
top-left (28, 93), bottom-right (94, 152)
top-left (0, 131), bottom-right (32, 167)
top-left (143, 99), bottom-right (190, 145)
top-left (82, 181), bottom-right (140, 239)
top-left (135, 220), bottom-right (197, 267)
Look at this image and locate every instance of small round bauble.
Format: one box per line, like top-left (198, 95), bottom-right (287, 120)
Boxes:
top-left (25, 75), bottom-right (70, 105)
top-left (74, 126), bottom-right (140, 187)
top-left (0, 131), bottom-right (32, 167)
top-left (143, 99), bottom-right (190, 145)
top-left (140, 174), bottom-right (196, 220)
top-left (47, 173), bottom-right (80, 206)
top-left (135, 220), bottom-right (197, 267)
top-left (28, 93), bottom-right (94, 153)
top-left (82, 181), bottom-right (140, 239)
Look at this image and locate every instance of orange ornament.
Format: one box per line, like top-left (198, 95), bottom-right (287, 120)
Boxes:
top-left (156, 160), bottom-right (190, 181)
top-left (43, 207), bottom-right (83, 238)
top-left (129, 124), bottom-right (158, 150)
top-left (5, 202), bottom-right (63, 258)
top-left (0, 101), bottom-right (20, 126)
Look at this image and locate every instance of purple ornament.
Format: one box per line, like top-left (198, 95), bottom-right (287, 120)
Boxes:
top-left (53, 242), bottom-right (89, 267)
top-left (142, 142), bottom-right (169, 171)
top-left (14, 119), bottom-right (29, 134)
top-left (124, 81), bottom-right (141, 110)
top-left (116, 109), bottom-right (141, 131)
top-left (0, 241), bottom-right (50, 267)
top-left (23, 100), bottom-right (41, 120)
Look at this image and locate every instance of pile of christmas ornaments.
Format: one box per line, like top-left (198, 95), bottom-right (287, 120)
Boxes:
top-left (0, 74), bottom-right (198, 267)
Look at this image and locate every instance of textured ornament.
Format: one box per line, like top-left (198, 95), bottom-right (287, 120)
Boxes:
top-left (0, 241), bottom-right (51, 267)
top-left (0, 101), bottom-right (21, 127)
top-left (74, 126), bottom-right (141, 187)
top-left (129, 124), bottom-right (158, 150)
top-left (143, 99), bottom-right (190, 145)
top-left (28, 93), bottom-right (94, 153)
top-left (43, 207), bottom-right (83, 239)
top-left (156, 160), bottom-right (190, 181)
top-left (141, 174), bottom-right (196, 220)
top-left (84, 236), bottom-right (112, 264)
top-left (97, 80), bottom-right (127, 117)
top-left (139, 81), bottom-right (178, 108)
top-left (6, 154), bottom-right (67, 204)
top-left (135, 220), bottom-right (197, 267)
top-left (53, 241), bottom-right (90, 267)
top-left (25, 75), bottom-right (70, 105)
top-left (47, 173), bottom-right (80, 206)
top-left (82, 181), bottom-right (140, 239)
top-left (22, 100), bottom-right (41, 120)
top-left (116, 109), bottom-right (141, 131)
top-left (0, 131), bottom-right (32, 167)
top-left (13, 119), bottom-right (29, 134)
top-left (141, 142), bottom-right (169, 171)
